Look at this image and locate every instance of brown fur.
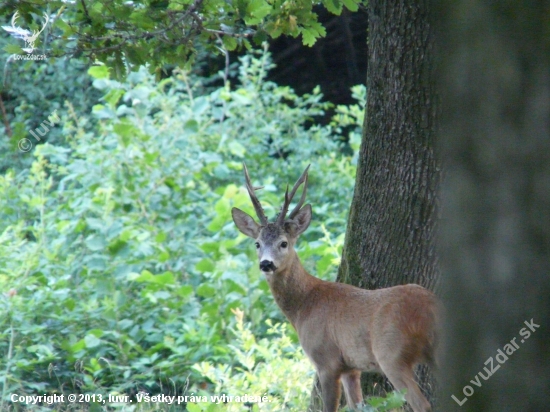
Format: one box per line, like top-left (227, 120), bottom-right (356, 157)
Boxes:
top-left (232, 167), bottom-right (440, 412)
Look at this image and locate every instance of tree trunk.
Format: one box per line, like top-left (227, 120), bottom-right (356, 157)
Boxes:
top-left (434, 1), bottom-right (550, 411)
top-left (336, 0), bottom-right (439, 409)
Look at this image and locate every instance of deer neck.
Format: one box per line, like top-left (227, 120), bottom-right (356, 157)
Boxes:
top-left (266, 251), bottom-right (319, 325)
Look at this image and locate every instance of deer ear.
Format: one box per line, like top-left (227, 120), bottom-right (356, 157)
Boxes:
top-left (285, 204), bottom-right (312, 237)
top-left (232, 207), bottom-right (261, 238)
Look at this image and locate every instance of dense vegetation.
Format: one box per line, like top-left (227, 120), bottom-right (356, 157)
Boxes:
top-left (0, 0), bottom-right (366, 75)
top-left (0, 48), bottom-right (369, 410)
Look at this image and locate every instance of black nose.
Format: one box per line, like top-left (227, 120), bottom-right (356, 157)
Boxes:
top-left (259, 260), bottom-right (276, 272)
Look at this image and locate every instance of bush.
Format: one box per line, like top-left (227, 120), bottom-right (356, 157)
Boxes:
top-left (0, 35), bottom-right (102, 173)
top-left (0, 48), bottom-right (364, 410)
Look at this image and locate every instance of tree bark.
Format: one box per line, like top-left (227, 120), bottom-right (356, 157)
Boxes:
top-left (434, 1), bottom-right (550, 411)
top-left (336, 0), bottom-right (439, 408)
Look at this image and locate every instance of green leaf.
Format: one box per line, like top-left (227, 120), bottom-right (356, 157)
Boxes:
top-left (158, 250), bottom-right (170, 262)
top-left (114, 120), bottom-right (139, 138)
top-left (177, 285), bottom-right (194, 298)
top-left (113, 50), bottom-right (127, 79)
top-left (184, 119), bottom-right (199, 133)
top-left (108, 239), bottom-right (128, 255)
top-left (155, 271), bottom-right (175, 285)
top-left (322, 0), bottom-right (343, 15)
top-left (64, 298), bottom-right (76, 311)
top-left (4, 44), bottom-right (23, 54)
top-left (135, 270), bottom-right (175, 285)
top-left (186, 403), bottom-right (203, 412)
top-left (253, 30), bottom-right (268, 45)
top-left (192, 97), bottom-right (209, 114)
top-left (196, 259), bottom-right (216, 273)
top-left (88, 329), bottom-right (104, 338)
top-left (85, 218), bottom-right (105, 231)
top-left (197, 284), bottom-right (216, 298)
top-left (104, 89), bottom-right (125, 108)
top-left (86, 235), bottom-right (107, 251)
top-left (84, 334), bottom-right (102, 348)
top-left (222, 36), bottom-right (238, 51)
top-left (316, 254), bottom-right (334, 275)
top-left (310, 21), bottom-right (328, 37)
top-left (113, 120), bottom-right (140, 146)
top-left (92, 104), bottom-right (115, 119)
top-left (214, 197), bottom-right (230, 215)
top-left (200, 242), bottom-right (219, 254)
top-left (265, 22), bottom-right (283, 38)
top-left (245, 0), bottom-right (272, 24)
top-left (228, 141), bottom-right (246, 158)
top-left (70, 339), bottom-right (86, 353)
top-left (384, 390), bottom-right (407, 409)
top-left (301, 29), bottom-right (317, 47)
top-left (126, 46), bottom-right (148, 66)
top-left (54, 18), bottom-right (73, 36)
top-left (301, 20), bottom-right (327, 46)
top-left (88, 65), bottom-right (110, 79)
top-left (341, 0), bottom-right (359, 12)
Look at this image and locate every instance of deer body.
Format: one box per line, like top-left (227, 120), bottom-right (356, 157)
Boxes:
top-left (232, 165), bottom-right (439, 412)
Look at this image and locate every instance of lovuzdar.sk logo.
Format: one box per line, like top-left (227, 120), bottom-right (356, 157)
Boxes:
top-left (2, 11), bottom-right (49, 54)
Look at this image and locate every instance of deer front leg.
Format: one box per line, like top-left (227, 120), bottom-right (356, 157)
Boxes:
top-left (341, 370), bottom-right (363, 410)
top-left (319, 371), bottom-right (342, 412)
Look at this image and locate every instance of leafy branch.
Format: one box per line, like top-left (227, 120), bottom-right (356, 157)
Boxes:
top-left (0, 0), bottom-right (366, 75)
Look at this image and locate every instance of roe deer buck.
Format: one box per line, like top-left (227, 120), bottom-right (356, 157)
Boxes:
top-left (232, 164), bottom-right (440, 412)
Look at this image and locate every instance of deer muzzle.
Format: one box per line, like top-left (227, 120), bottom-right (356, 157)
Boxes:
top-left (259, 260), bottom-right (277, 272)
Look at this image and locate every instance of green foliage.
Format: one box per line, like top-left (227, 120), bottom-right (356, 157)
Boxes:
top-left (361, 390), bottom-right (406, 411)
top-left (0, 0), bottom-right (367, 74)
top-left (0, 35), bottom-right (101, 173)
top-left (0, 49), bottom-right (363, 409)
top-left (334, 390), bottom-right (406, 412)
top-left (192, 310), bottom-right (314, 411)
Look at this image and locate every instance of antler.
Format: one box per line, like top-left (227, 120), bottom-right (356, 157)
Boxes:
top-left (27, 12), bottom-right (49, 42)
top-left (11, 11), bottom-right (20, 28)
top-left (277, 165), bottom-right (310, 224)
top-left (2, 11), bottom-right (32, 41)
top-left (39, 13), bottom-right (49, 34)
top-left (242, 163), bottom-right (269, 226)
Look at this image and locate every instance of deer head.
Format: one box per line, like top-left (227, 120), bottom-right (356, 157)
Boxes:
top-left (232, 164), bottom-right (311, 275)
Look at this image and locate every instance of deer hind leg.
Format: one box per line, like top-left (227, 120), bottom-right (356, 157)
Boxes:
top-left (318, 371), bottom-right (342, 412)
top-left (377, 361), bottom-right (431, 412)
top-left (341, 369), bottom-right (363, 410)
top-left (372, 321), bottom-right (433, 412)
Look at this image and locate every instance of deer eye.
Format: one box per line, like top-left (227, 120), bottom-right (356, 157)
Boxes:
top-left (280, 241), bottom-right (288, 248)
top-left (255, 242), bottom-right (260, 249)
